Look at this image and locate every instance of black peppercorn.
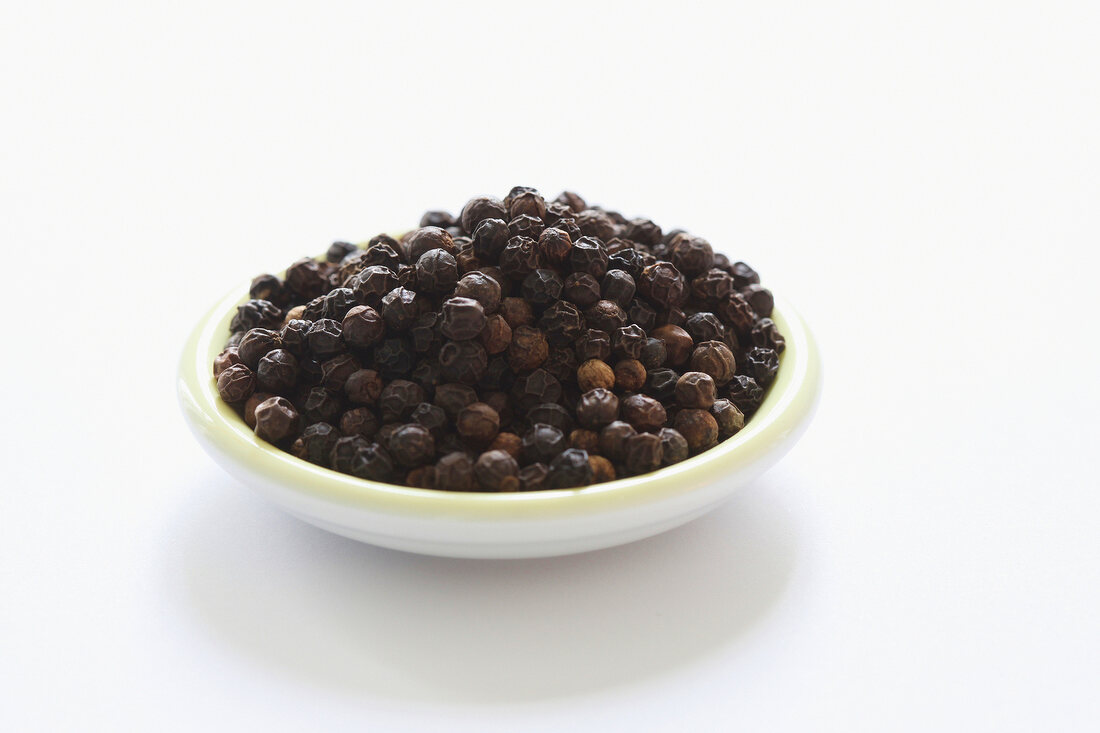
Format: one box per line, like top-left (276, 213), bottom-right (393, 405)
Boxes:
top-left (435, 452), bottom-right (477, 491)
top-left (292, 422), bottom-right (340, 465)
top-left (627, 298), bottom-right (658, 333)
top-left (454, 271), bottom-right (501, 314)
top-left (420, 211), bottom-right (456, 229)
top-left (547, 448), bottom-right (594, 489)
top-left (692, 268), bottom-right (734, 304)
top-left (439, 340), bottom-right (488, 384)
top-left (374, 337), bottom-right (416, 378)
top-left (541, 347), bottom-right (578, 383)
top-left (379, 379), bottom-right (426, 423)
top-left (499, 236), bottom-right (541, 280)
top-left (474, 450), bottom-right (520, 491)
top-left (538, 301), bottom-right (585, 346)
top-left (346, 440), bottom-right (396, 482)
top-left (380, 287), bottom-right (422, 332)
top-left (249, 275), bottom-right (286, 306)
top-left (306, 319), bottom-right (345, 360)
top-left (740, 346), bottom-right (779, 387)
top-left (387, 423), bottom-right (436, 468)
top-left (562, 273), bottom-right (602, 308)
top-left (555, 190), bottom-right (587, 212)
top-left (522, 269), bottom-right (564, 309)
top-left (279, 319), bottom-right (313, 356)
top-left (285, 257), bottom-right (327, 300)
top-left (479, 314), bottom-right (512, 355)
top-left (658, 428), bottom-right (689, 465)
top-left (409, 312), bottom-right (444, 355)
top-left (601, 269), bottom-right (636, 307)
top-left (750, 318), bottom-right (785, 353)
top-left (231, 299), bottom-right (283, 332)
top-left (320, 353), bottom-right (360, 393)
top-left (213, 347), bottom-right (242, 377)
top-left (518, 463), bottom-right (549, 491)
top-left (237, 328), bottom-right (280, 369)
top-left (299, 385), bottom-right (343, 424)
top-left (513, 368), bottom-right (562, 408)
top-left (339, 407), bottom-right (379, 439)
top-left (568, 428), bottom-right (600, 454)
top-left (668, 234), bottom-right (714, 277)
top-left (639, 337), bottom-right (667, 370)
top-left (257, 349), bottom-right (299, 394)
top-left (575, 329), bottom-right (612, 363)
top-left (726, 374), bottom-right (765, 416)
top-left (326, 241), bottom-right (359, 263)
top-left (639, 262), bottom-right (688, 308)
top-left (404, 226), bottom-right (456, 263)
top-left (508, 213), bottom-right (545, 240)
top-left (570, 236), bottom-right (609, 278)
top-left (461, 196), bottom-right (509, 234)
top-left (526, 402), bottom-right (574, 433)
top-left (499, 297), bottom-right (534, 328)
top-left (470, 217), bottom-right (510, 261)
top-left (415, 248), bottom-right (459, 294)
top-left (646, 368), bottom-right (680, 403)
top-left (506, 187), bottom-right (547, 220)
top-left (685, 312), bottom-right (725, 344)
top-left (575, 388), bottom-right (619, 429)
top-left (612, 324), bottom-right (646, 359)
top-left (730, 261), bottom-right (760, 289)
top-left (575, 210), bottom-right (616, 241)
top-left (489, 432), bottom-right (522, 460)
top-left (216, 363), bottom-right (256, 404)
top-left (440, 296), bottom-right (487, 341)
top-left (349, 265), bottom-right (398, 307)
top-left (320, 288), bottom-right (359, 321)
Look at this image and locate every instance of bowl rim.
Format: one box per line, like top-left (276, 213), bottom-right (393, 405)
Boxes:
top-left (178, 276), bottom-right (821, 520)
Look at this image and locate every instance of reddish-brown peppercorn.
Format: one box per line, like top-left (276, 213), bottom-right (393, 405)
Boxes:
top-left (339, 406), bottom-right (379, 438)
top-left (673, 408), bottom-right (719, 453)
top-left (613, 359), bottom-right (647, 391)
top-left (479, 314), bottom-right (512, 354)
top-left (620, 394), bottom-right (667, 431)
top-left (488, 432), bottom-right (522, 460)
top-left (404, 226), bottom-right (456, 262)
top-left (653, 324), bottom-right (693, 366)
top-left (237, 328), bottom-right (280, 369)
top-left (456, 402), bottom-right (501, 446)
top-left (253, 396), bottom-right (300, 444)
top-left (675, 371), bottom-right (717, 409)
top-left (690, 340), bottom-right (737, 385)
top-left (577, 359), bottom-right (615, 391)
top-left (589, 455), bottom-right (616, 483)
top-left (599, 421), bottom-right (636, 462)
top-left (507, 325), bottom-right (549, 371)
top-left (406, 466), bottom-right (437, 489)
top-left (454, 271), bottom-right (501, 313)
top-left (498, 297), bottom-right (534, 328)
top-left (569, 429), bottom-right (600, 454)
top-left (539, 227), bottom-right (573, 265)
top-left (216, 363), bottom-right (256, 403)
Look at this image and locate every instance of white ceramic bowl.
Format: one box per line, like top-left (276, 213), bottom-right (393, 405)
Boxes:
top-left (178, 283), bottom-right (821, 558)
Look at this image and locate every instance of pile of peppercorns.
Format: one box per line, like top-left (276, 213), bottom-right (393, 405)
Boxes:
top-left (212, 188), bottom-right (785, 491)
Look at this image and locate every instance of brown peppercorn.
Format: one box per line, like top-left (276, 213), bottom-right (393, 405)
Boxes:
top-left (588, 455), bottom-right (616, 483)
top-left (439, 340), bottom-right (488, 384)
top-left (613, 359), bottom-right (647, 391)
top-left (256, 349), bottom-right (299, 394)
top-left (658, 428), bottom-right (689, 465)
top-left (569, 429), bottom-right (600, 454)
top-left (243, 391), bottom-right (275, 429)
top-left (440, 296), bottom-right (487, 341)
top-left (623, 432), bottom-right (663, 475)
top-left (599, 420), bottom-right (636, 462)
top-left (652, 324), bottom-right (693, 366)
top-left (435, 452), bottom-right (476, 491)
top-left (285, 257), bottom-right (327, 299)
top-left (675, 371), bottom-right (717, 409)
top-left (415, 248), bottom-right (459, 293)
top-left (690, 340), bottom-right (737, 385)
top-left (577, 359), bottom-right (615, 391)
top-left (320, 353), bottom-right (360, 393)
top-left (433, 383), bottom-right (477, 420)
top-left (344, 368), bottom-right (383, 405)
top-left (339, 407), bottom-right (379, 438)
top-left (387, 423), bottom-right (436, 467)
top-left (555, 190), bottom-right (587, 212)
top-left (575, 329), bottom-right (612, 362)
top-left (456, 402), bottom-right (501, 446)
top-left (717, 291), bottom-right (758, 338)
top-left (538, 227), bottom-right (573, 265)
top-left (216, 363), bottom-right (256, 404)
top-left (541, 347), bottom-right (579, 382)
top-left (213, 347), bottom-right (242, 377)
top-left (405, 466), bottom-right (437, 489)
top-left (667, 233), bottom-right (714, 277)
top-left (585, 299), bottom-right (627, 332)
top-left (507, 187), bottom-right (547, 219)
top-left (576, 388), bottom-right (620, 429)
top-left (454, 271), bottom-right (502, 314)
top-left (498, 297), bottom-right (534, 328)
top-left (379, 379), bottom-right (426, 422)
top-left (620, 394), bottom-right (667, 431)
top-left (711, 398), bottom-right (745, 438)
top-left (488, 431), bottom-right (522, 460)
top-left (404, 226), bottom-right (456, 263)
top-left (460, 196), bottom-right (509, 234)
top-left (673, 408), bottom-right (719, 453)
top-left (563, 273), bottom-right (602, 308)
top-left (507, 325), bottom-right (549, 371)
top-left (253, 396), bottom-right (300, 444)
top-left (479, 314), bottom-right (512, 354)
top-left (339, 305), bottom-right (383, 350)
top-left (474, 450), bottom-right (520, 492)
top-left (639, 262), bottom-right (687, 308)
top-left (740, 284), bottom-right (774, 317)
top-left (231, 299), bottom-right (284, 333)
top-left (237, 328), bottom-right (280, 369)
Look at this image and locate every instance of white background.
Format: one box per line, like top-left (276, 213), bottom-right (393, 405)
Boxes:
top-left (2, 1), bottom-right (1098, 731)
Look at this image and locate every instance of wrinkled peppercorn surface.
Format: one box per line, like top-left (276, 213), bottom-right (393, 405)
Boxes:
top-left (214, 187), bottom-right (784, 490)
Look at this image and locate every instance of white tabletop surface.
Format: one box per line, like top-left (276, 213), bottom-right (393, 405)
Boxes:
top-left (2, 3), bottom-right (1098, 731)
